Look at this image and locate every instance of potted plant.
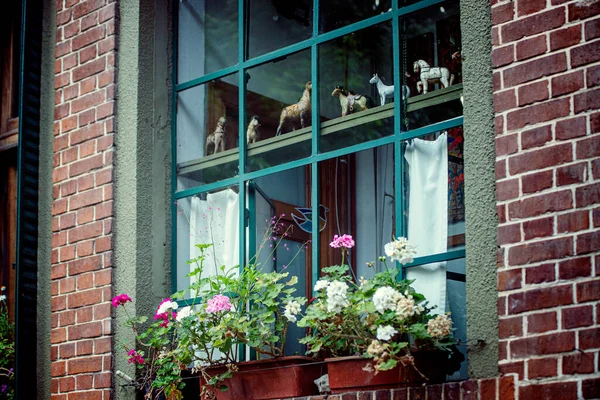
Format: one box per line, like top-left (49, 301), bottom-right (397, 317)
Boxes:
top-left (113, 216), bottom-right (322, 400)
top-left (297, 235), bottom-right (463, 393)
top-left (0, 286), bottom-right (15, 400)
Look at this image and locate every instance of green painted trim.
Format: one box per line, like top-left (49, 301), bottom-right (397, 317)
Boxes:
top-left (171, 0), bottom-right (179, 297)
top-left (403, 249), bottom-right (466, 269)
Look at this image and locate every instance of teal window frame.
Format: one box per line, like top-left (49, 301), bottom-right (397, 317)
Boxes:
top-left (171, 0), bottom-right (466, 302)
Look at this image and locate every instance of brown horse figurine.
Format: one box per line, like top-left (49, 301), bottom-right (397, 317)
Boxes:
top-left (276, 81), bottom-right (311, 136)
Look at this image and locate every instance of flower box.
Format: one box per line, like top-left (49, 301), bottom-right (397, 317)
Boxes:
top-left (325, 353), bottom-right (447, 393)
top-left (201, 356), bottom-right (324, 400)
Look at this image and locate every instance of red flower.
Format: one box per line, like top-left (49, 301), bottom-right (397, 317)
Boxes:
top-left (112, 294), bottom-right (132, 308)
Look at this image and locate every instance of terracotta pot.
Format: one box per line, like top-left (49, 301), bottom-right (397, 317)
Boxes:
top-left (325, 352), bottom-right (447, 393)
top-left (200, 356), bottom-right (324, 400)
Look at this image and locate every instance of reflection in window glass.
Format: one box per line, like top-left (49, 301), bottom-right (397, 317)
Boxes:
top-left (315, 145), bottom-right (395, 280)
top-left (247, 0), bottom-right (313, 59)
top-left (399, 0), bottom-right (463, 130)
top-left (178, 0), bottom-right (238, 83)
top-left (319, 23), bottom-right (394, 152)
top-left (402, 127), bottom-right (465, 257)
top-left (176, 188), bottom-right (240, 298)
top-left (176, 74), bottom-right (239, 191)
top-left (245, 50), bottom-right (312, 171)
top-left (319, 0), bottom-right (391, 33)
top-left (247, 167), bottom-right (310, 355)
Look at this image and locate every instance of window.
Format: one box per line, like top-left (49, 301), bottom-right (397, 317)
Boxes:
top-left (174, 0), bottom-right (465, 376)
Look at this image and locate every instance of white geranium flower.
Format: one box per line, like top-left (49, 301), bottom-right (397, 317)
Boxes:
top-left (427, 314), bottom-right (452, 338)
top-left (284, 300), bottom-right (302, 323)
top-left (157, 300), bottom-right (178, 315)
top-left (373, 286), bottom-right (401, 314)
top-left (176, 306), bottom-right (192, 322)
top-left (395, 291), bottom-right (424, 320)
top-left (326, 280), bottom-right (349, 313)
top-left (384, 237), bottom-right (416, 265)
top-left (314, 280), bottom-right (329, 291)
top-left (376, 325), bottom-right (398, 341)
top-left (0, 295), bottom-right (5, 302)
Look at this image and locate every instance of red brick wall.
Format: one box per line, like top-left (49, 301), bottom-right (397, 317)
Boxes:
top-left (50, 0), bottom-right (116, 398)
top-left (493, 0), bottom-right (600, 398)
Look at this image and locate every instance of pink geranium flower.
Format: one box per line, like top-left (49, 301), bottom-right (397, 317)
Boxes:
top-left (206, 294), bottom-right (232, 313)
top-left (330, 234), bottom-right (355, 249)
top-left (112, 293), bottom-right (132, 308)
top-left (127, 349), bottom-right (145, 365)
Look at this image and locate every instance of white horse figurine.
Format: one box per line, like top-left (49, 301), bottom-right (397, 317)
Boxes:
top-left (413, 60), bottom-right (453, 94)
top-left (369, 74), bottom-right (410, 106)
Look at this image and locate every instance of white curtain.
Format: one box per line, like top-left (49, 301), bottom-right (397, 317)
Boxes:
top-left (190, 189), bottom-right (239, 281)
top-left (404, 133), bottom-right (448, 314)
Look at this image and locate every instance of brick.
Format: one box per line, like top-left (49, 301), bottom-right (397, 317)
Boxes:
top-left (507, 190), bottom-right (571, 220)
top-left (557, 163), bottom-right (587, 186)
top-left (527, 357), bottom-right (557, 379)
top-left (73, 0), bottom-right (106, 19)
top-left (509, 142), bottom-right (571, 175)
top-left (518, 80), bottom-right (549, 106)
top-left (508, 284), bottom-right (572, 314)
top-left (571, 41), bottom-right (600, 68)
top-left (577, 230), bottom-right (600, 255)
top-left (577, 279), bottom-right (600, 302)
top-left (569, 0), bottom-right (600, 21)
top-left (521, 125), bottom-right (552, 149)
top-left (77, 340), bottom-right (93, 356)
top-left (71, 91), bottom-right (105, 115)
top-left (525, 263), bottom-right (555, 284)
top-left (67, 255), bottom-right (102, 275)
top-left (503, 52), bottom-right (567, 88)
top-left (509, 236), bottom-right (573, 265)
top-left (586, 18), bottom-right (600, 40)
top-left (519, 382), bottom-right (577, 400)
top-left (557, 210), bottom-right (589, 233)
top-left (517, 0), bottom-right (546, 16)
top-left (77, 175), bottom-right (95, 192)
top-left (77, 207), bottom-right (95, 225)
top-left (499, 375), bottom-right (515, 400)
top-left (79, 45), bottom-right (97, 65)
top-left (521, 170), bottom-right (553, 194)
top-left (81, 11), bottom-right (98, 31)
top-left (576, 182), bottom-right (600, 208)
top-left (575, 87), bottom-right (600, 114)
top-left (562, 305), bottom-right (593, 329)
top-left (506, 96), bottom-right (569, 130)
top-left (556, 116), bottom-right (587, 140)
top-left (496, 160), bottom-right (507, 180)
top-left (494, 89), bottom-right (516, 113)
top-left (67, 288), bottom-right (103, 309)
top-left (72, 25), bottom-right (105, 51)
top-left (516, 35), bottom-right (547, 61)
top-left (582, 378), bottom-right (600, 399)
top-left (492, 45), bottom-right (514, 68)
top-left (73, 57), bottom-right (105, 82)
top-left (588, 64), bottom-right (600, 88)
top-left (51, 361), bottom-right (66, 377)
top-left (502, 8), bottom-right (565, 43)
top-left (68, 321), bottom-right (102, 340)
top-left (499, 361), bottom-right (524, 380)
top-left (527, 311), bottom-right (557, 333)
top-left (499, 316), bottom-right (522, 338)
top-left (550, 25), bottom-right (582, 51)
top-left (444, 383), bottom-right (460, 400)
top-left (562, 352), bottom-right (594, 375)
top-left (552, 70), bottom-right (584, 97)
top-left (67, 356), bottom-right (103, 375)
top-left (75, 374), bottom-right (93, 390)
top-left (498, 269), bottom-right (522, 291)
top-left (77, 272), bottom-right (94, 289)
top-left (498, 223), bottom-right (520, 245)
top-left (492, 2), bottom-right (514, 25)
top-left (493, 72), bottom-right (502, 92)
top-left (522, 216), bottom-right (553, 239)
top-left (498, 296), bottom-right (507, 316)
top-left (580, 327), bottom-right (600, 350)
top-left (497, 179), bottom-right (519, 201)
top-left (511, 331), bottom-right (575, 358)
top-left (496, 134), bottom-right (518, 157)
top-left (69, 187), bottom-right (103, 210)
top-left (576, 134), bottom-right (600, 160)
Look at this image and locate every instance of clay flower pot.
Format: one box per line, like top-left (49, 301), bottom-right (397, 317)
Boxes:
top-left (325, 352), bottom-right (447, 393)
top-left (200, 356), bottom-right (324, 400)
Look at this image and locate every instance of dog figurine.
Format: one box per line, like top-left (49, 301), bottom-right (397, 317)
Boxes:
top-left (205, 116), bottom-right (226, 155)
top-left (246, 116), bottom-right (260, 144)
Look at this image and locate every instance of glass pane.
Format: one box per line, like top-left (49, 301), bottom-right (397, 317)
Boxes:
top-left (320, 0), bottom-right (391, 33)
top-left (318, 22), bottom-right (394, 153)
top-left (175, 187), bottom-right (240, 297)
top-left (316, 145), bottom-right (395, 281)
top-left (178, 0), bottom-right (238, 83)
top-left (247, 167), bottom-right (310, 356)
top-left (245, 50), bottom-right (312, 172)
top-left (247, 0), bottom-right (313, 59)
top-left (404, 258), bottom-right (467, 380)
top-left (176, 74), bottom-right (240, 191)
top-left (399, 0), bottom-right (463, 130)
top-left (402, 126), bottom-right (465, 257)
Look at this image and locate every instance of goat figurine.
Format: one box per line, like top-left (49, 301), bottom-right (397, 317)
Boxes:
top-left (276, 81), bottom-right (312, 136)
top-left (246, 115), bottom-right (260, 144)
top-left (205, 116), bottom-right (226, 155)
top-left (331, 86), bottom-right (368, 117)
top-left (413, 60), bottom-right (454, 94)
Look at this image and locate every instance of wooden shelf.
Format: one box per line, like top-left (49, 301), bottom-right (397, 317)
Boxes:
top-left (177, 84), bottom-right (463, 176)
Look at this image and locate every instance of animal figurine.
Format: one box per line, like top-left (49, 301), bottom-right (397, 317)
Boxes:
top-left (331, 86), bottom-right (368, 117)
top-left (205, 116), bottom-right (226, 155)
top-left (246, 115), bottom-right (260, 144)
top-left (369, 73), bottom-right (394, 106)
top-left (276, 81), bottom-right (312, 136)
top-left (413, 60), bottom-right (454, 94)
